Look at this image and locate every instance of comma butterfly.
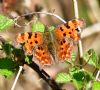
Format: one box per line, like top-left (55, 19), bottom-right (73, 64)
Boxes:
top-left (16, 18), bottom-right (84, 66)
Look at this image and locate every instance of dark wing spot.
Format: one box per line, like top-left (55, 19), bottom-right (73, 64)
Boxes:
top-left (43, 52), bottom-right (45, 55)
top-left (28, 32), bottom-right (32, 39)
top-left (35, 33), bottom-right (37, 38)
top-left (35, 41), bottom-right (38, 44)
top-left (60, 27), bottom-right (64, 31)
top-left (75, 28), bottom-right (79, 32)
top-left (60, 48), bottom-right (63, 50)
top-left (64, 23), bottom-right (70, 29)
top-left (40, 47), bottom-right (43, 50)
top-left (38, 47), bottom-right (40, 50)
top-left (69, 32), bottom-right (72, 34)
top-left (63, 33), bottom-right (66, 36)
top-left (30, 42), bottom-right (33, 44)
top-left (60, 41), bottom-right (63, 45)
top-left (63, 39), bottom-right (66, 43)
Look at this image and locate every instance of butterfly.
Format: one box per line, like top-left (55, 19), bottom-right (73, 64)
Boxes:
top-left (16, 18), bottom-right (84, 66)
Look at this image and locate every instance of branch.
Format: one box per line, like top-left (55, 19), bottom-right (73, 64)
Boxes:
top-left (25, 62), bottom-right (61, 90)
top-left (11, 66), bottom-right (23, 90)
top-left (14, 12), bottom-right (66, 27)
top-left (72, 0), bottom-right (83, 66)
top-left (96, 70), bottom-right (100, 81)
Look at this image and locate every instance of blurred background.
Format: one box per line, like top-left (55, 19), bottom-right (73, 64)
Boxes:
top-left (0, 0), bottom-right (100, 90)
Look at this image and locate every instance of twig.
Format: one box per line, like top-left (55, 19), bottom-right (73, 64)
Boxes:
top-left (21, 12), bottom-right (66, 23)
top-left (96, 70), bottom-right (100, 81)
top-left (11, 66), bottom-right (23, 90)
top-left (25, 61), bottom-right (61, 90)
top-left (73, 0), bottom-right (79, 19)
top-left (14, 12), bottom-right (66, 28)
top-left (72, 0), bottom-right (83, 66)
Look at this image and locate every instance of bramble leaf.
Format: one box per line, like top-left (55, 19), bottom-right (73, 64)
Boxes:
top-left (69, 67), bottom-right (93, 89)
top-left (0, 69), bottom-right (14, 78)
top-left (92, 81), bottom-right (100, 90)
top-left (0, 57), bottom-right (17, 78)
top-left (2, 43), bottom-right (13, 56)
top-left (83, 49), bottom-right (99, 68)
top-left (25, 56), bottom-right (32, 64)
top-left (32, 20), bottom-right (45, 32)
top-left (0, 14), bottom-right (14, 31)
top-left (56, 73), bottom-right (71, 83)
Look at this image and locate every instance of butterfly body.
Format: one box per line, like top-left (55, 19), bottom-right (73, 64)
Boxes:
top-left (16, 19), bottom-right (84, 66)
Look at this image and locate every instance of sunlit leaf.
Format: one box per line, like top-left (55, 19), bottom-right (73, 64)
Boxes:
top-left (56, 73), bottom-right (71, 83)
top-left (0, 14), bottom-right (14, 31)
top-left (25, 56), bottom-right (32, 64)
top-left (0, 58), bottom-right (17, 78)
top-left (65, 60), bottom-right (72, 65)
top-left (0, 69), bottom-right (14, 78)
top-left (93, 81), bottom-right (100, 90)
top-left (32, 20), bottom-right (45, 32)
top-left (70, 67), bottom-right (93, 89)
top-left (83, 49), bottom-right (99, 68)
top-left (72, 79), bottom-right (83, 89)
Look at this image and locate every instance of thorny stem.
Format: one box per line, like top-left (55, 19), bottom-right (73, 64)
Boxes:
top-left (72, 0), bottom-right (83, 66)
top-left (11, 66), bottom-right (23, 90)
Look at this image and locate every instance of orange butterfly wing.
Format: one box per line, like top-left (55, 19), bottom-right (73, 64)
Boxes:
top-left (16, 32), bottom-right (52, 66)
top-left (54, 19), bottom-right (84, 42)
top-left (34, 46), bottom-right (52, 66)
top-left (55, 38), bottom-right (73, 62)
top-left (54, 19), bottom-right (84, 61)
top-left (16, 19), bottom-right (84, 65)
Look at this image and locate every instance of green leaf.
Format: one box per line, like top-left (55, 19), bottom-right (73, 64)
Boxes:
top-left (0, 69), bottom-right (14, 78)
top-left (56, 73), bottom-right (71, 83)
top-left (93, 81), bottom-right (100, 90)
top-left (0, 14), bottom-right (14, 31)
top-left (72, 79), bottom-right (83, 90)
top-left (2, 43), bottom-right (13, 56)
top-left (65, 60), bottom-right (72, 65)
top-left (25, 56), bottom-right (32, 64)
top-left (32, 20), bottom-right (45, 32)
top-left (70, 67), bottom-right (93, 89)
top-left (83, 49), bottom-right (99, 68)
top-left (0, 57), bottom-right (17, 78)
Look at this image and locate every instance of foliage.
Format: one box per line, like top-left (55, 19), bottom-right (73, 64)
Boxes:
top-left (56, 73), bottom-right (71, 83)
top-left (93, 81), bottom-right (100, 90)
top-left (32, 20), bottom-right (45, 32)
top-left (83, 49), bottom-right (100, 69)
top-left (0, 57), bottom-right (18, 78)
top-left (0, 14), bottom-right (14, 31)
top-left (56, 49), bottom-right (99, 90)
top-left (0, 15), bottom-right (99, 90)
